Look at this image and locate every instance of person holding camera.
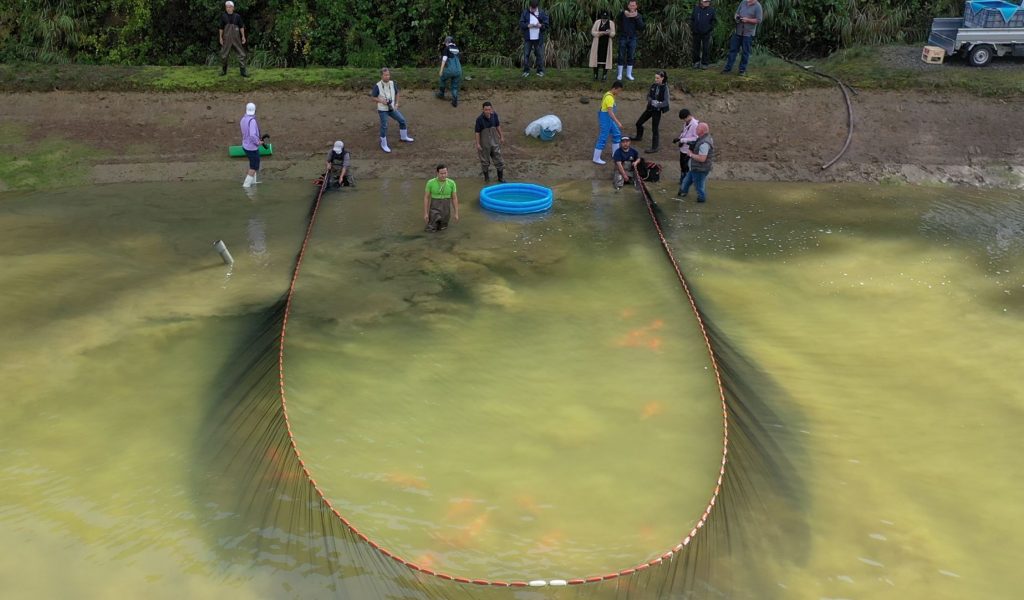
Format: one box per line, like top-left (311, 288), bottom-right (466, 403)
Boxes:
top-left (674, 108), bottom-right (700, 193)
top-left (678, 122), bottom-right (714, 203)
top-left (240, 102), bottom-right (262, 188)
top-left (371, 67), bottom-right (414, 153)
top-left (633, 70), bottom-right (670, 154)
top-left (722, 0), bottom-right (762, 76)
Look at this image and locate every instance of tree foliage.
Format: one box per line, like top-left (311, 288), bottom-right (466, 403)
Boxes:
top-left (0, 0), bottom-right (972, 66)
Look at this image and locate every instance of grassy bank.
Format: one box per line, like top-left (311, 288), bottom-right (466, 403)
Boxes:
top-left (2, 46), bottom-right (1022, 97)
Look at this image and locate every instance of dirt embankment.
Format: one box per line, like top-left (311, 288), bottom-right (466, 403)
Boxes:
top-left (3, 88), bottom-right (1023, 188)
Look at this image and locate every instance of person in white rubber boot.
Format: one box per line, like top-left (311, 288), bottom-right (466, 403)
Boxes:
top-left (371, 67), bottom-right (414, 153)
top-left (616, 1), bottom-right (644, 81)
top-left (592, 80), bottom-right (624, 165)
top-left (239, 102), bottom-right (261, 188)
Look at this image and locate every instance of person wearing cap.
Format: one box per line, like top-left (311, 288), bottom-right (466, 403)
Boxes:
top-left (423, 164), bottom-right (459, 232)
top-left (678, 122), bottom-right (714, 203)
top-left (612, 136), bottom-right (641, 190)
top-left (325, 141), bottom-right (354, 189)
top-left (475, 101), bottom-right (505, 184)
top-left (519, 0), bottom-right (550, 78)
top-left (218, 1), bottom-right (248, 78)
top-left (371, 67), bottom-right (414, 153)
top-left (616, 1), bottom-right (645, 81)
top-left (633, 70), bottom-right (670, 153)
top-left (592, 80), bottom-right (624, 165)
top-left (436, 36), bottom-right (463, 107)
top-left (240, 102), bottom-right (261, 188)
top-left (722, 0), bottom-right (762, 76)
top-left (674, 108), bottom-right (700, 192)
top-left (689, 0), bottom-right (717, 70)
top-left (588, 10), bottom-right (615, 81)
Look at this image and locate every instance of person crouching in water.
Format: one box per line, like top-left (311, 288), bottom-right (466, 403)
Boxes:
top-left (423, 164), bottom-right (459, 232)
top-left (325, 140), bottom-right (354, 189)
top-left (613, 136), bottom-right (641, 190)
top-left (436, 36), bottom-right (463, 107)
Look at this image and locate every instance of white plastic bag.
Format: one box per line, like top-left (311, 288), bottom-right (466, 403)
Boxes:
top-left (524, 115), bottom-right (562, 139)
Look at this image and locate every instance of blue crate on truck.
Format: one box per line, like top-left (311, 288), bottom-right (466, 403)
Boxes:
top-left (963, 0), bottom-right (1024, 28)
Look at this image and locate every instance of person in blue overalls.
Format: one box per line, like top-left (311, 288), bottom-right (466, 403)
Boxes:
top-left (592, 80), bottom-right (624, 165)
top-left (436, 36), bottom-right (463, 108)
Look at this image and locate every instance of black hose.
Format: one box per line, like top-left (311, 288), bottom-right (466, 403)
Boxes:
top-left (777, 55), bottom-right (856, 170)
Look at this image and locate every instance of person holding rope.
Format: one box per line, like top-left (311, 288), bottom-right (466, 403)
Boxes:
top-left (218, 1), bottom-right (248, 77)
top-left (324, 140), bottom-right (354, 189)
top-left (423, 164), bottom-right (459, 232)
top-left (612, 136), bottom-right (641, 191)
top-left (372, 67), bottom-right (415, 153)
top-left (678, 122), bottom-right (714, 203)
top-left (722, 0), bottom-right (762, 76)
top-left (633, 70), bottom-right (670, 154)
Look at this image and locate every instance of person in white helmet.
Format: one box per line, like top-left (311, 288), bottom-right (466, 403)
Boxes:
top-left (324, 140), bottom-right (354, 189)
top-left (240, 102), bottom-right (261, 188)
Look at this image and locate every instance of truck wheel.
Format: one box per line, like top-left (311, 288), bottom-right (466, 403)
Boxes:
top-left (968, 45), bottom-right (994, 67)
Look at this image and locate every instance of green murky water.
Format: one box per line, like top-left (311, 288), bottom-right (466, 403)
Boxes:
top-left (0, 179), bottom-right (1021, 598)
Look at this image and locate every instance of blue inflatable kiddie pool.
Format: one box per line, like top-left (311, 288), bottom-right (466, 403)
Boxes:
top-left (479, 183), bottom-right (553, 215)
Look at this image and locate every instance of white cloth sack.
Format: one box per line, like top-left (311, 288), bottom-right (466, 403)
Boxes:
top-left (524, 115), bottom-right (563, 138)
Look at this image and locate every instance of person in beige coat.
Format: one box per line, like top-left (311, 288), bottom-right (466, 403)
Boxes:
top-left (589, 11), bottom-right (615, 81)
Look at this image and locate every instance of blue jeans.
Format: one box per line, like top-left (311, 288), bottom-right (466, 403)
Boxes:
top-left (523, 39), bottom-right (544, 73)
top-left (680, 170), bottom-right (709, 201)
top-left (618, 36), bottom-right (638, 66)
top-left (378, 109), bottom-right (407, 138)
top-left (594, 110), bottom-right (621, 151)
top-left (724, 34), bottom-right (753, 73)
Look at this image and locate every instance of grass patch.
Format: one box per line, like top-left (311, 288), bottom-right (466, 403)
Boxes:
top-left (0, 125), bottom-right (95, 190)
top-left (2, 45), bottom-right (1022, 97)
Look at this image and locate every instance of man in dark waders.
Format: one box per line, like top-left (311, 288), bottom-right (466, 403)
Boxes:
top-left (219, 1), bottom-right (248, 77)
top-left (423, 164), bottom-right (459, 232)
top-left (324, 141), bottom-right (354, 189)
top-left (475, 102), bottom-right (505, 183)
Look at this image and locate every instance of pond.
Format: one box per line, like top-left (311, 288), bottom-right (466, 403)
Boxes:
top-left (0, 178), bottom-right (1021, 599)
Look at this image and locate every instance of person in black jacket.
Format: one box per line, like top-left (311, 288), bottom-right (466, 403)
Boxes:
top-left (519, 0), bottom-right (551, 77)
top-left (633, 70), bottom-right (670, 153)
top-left (690, 0), bottom-right (717, 69)
top-left (616, 1), bottom-right (645, 81)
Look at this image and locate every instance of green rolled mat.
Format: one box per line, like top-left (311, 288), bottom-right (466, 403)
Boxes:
top-left (229, 144), bottom-right (273, 157)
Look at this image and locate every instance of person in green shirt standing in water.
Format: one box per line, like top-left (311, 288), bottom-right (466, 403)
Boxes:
top-left (423, 164), bottom-right (460, 232)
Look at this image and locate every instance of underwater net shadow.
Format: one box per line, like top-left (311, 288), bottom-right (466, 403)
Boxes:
top-left (192, 177), bottom-right (808, 598)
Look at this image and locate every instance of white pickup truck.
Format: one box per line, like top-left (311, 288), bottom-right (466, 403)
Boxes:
top-left (928, 11), bottom-right (1024, 66)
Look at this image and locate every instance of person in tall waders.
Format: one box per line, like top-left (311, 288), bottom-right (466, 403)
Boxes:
top-left (240, 102), bottom-right (261, 188)
top-left (616, 0), bottom-right (645, 81)
top-left (475, 101), bottom-right (505, 183)
top-left (423, 164), bottom-right (459, 233)
top-left (612, 136), bottom-right (641, 191)
top-left (633, 70), bottom-right (670, 154)
top-left (690, 0), bottom-right (718, 69)
top-left (218, 1), bottom-right (248, 77)
top-left (436, 36), bottom-right (463, 107)
top-left (371, 67), bottom-right (414, 153)
top-left (592, 80), bottom-right (624, 165)
top-left (589, 11), bottom-right (615, 81)
top-left (324, 140), bottom-right (354, 189)
top-left (674, 108), bottom-right (700, 195)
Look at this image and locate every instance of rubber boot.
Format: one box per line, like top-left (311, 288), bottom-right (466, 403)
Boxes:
top-left (592, 149), bottom-right (606, 165)
top-left (380, 137), bottom-right (391, 153)
top-left (611, 143), bottom-right (620, 156)
top-left (617, 65), bottom-right (624, 80)
top-left (648, 130), bottom-right (659, 153)
top-left (634, 124), bottom-right (644, 142)
top-left (400, 129), bottom-right (414, 143)
top-left (626, 65), bottom-right (634, 81)
top-left (252, 172), bottom-right (260, 184)
top-left (240, 66), bottom-right (249, 78)
top-left (436, 88), bottom-right (445, 99)
top-left (483, 169), bottom-right (490, 183)
top-left (220, 64), bottom-right (227, 76)
top-left (593, 68), bottom-right (599, 80)
top-left (601, 68), bottom-right (608, 81)
top-left (497, 169), bottom-right (505, 183)
top-left (242, 174), bottom-right (254, 188)
top-left (451, 96), bottom-right (458, 108)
